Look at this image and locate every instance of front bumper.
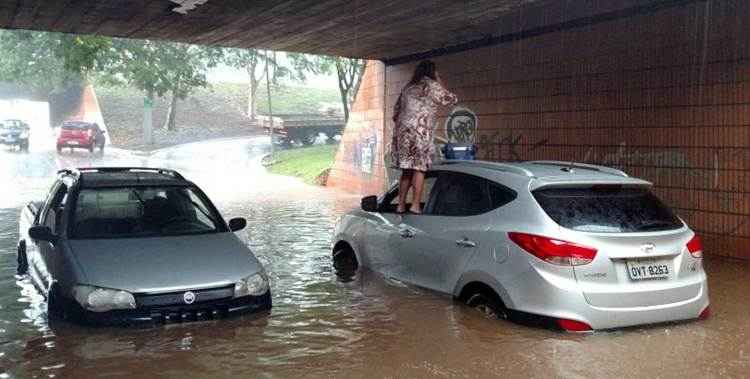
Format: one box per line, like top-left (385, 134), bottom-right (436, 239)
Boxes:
top-left (67, 291), bottom-right (272, 326)
top-left (0, 137), bottom-right (22, 145)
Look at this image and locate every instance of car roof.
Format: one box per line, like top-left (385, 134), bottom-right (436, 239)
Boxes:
top-left (431, 160), bottom-right (651, 190)
top-left (59, 167), bottom-right (192, 188)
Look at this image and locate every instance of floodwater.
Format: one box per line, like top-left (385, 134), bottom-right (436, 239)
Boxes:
top-left (0, 135), bottom-right (748, 378)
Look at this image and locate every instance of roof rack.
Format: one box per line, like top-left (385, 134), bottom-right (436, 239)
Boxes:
top-left (527, 161), bottom-right (629, 177)
top-left (438, 160), bottom-right (535, 177)
top-left (74, 167), bottom-right (186, 180)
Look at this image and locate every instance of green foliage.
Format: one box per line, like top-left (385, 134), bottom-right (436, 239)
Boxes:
top-left (0, 30), bottom-right (111, 93)
top-left (288, 53), bottom-right (364, 120)
top-left (99, 38), bottom-right (217, 100)
top-left (266, 144), bottom-right (339, 185)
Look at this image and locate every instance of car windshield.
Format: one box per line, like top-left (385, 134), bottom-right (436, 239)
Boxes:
top-left (72, 186), bottom-right (223, 239)
top-left (533, 185), bottom-right (683, 233)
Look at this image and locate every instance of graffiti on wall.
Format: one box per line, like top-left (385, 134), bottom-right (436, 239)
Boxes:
top-left (475, 130), bottom-right (548, 161)
top-left (444, 106), bottom-right (478, 143)
top-left (352, 130), bottom-right (379, 175)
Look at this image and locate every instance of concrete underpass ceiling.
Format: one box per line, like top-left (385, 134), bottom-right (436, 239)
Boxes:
top-left (0, 0), bottom-right (679, 61)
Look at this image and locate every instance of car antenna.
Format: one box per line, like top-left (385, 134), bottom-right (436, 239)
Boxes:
top-left (562, 161), bottom-right (574, 173)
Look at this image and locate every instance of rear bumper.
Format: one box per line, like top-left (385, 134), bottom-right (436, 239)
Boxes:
top-left (67, 291), bottom-right (272, 327)
top-left (505, 266), bottom-right (709, 330)
top-left (57, 139), bottom-right (93, 147)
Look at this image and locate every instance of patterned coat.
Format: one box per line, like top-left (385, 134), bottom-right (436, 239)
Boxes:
top-left (391, 78), bottom-right (458, 171)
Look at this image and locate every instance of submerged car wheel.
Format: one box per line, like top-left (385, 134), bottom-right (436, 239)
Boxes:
top-left (332, 243), bottom-right (358, 281)
top-left (462, 285), bottom-right (507, 319)
top-left (16, 241), bottom-right (28, 275)
top-left (47, 283), bottom-right (69, 321)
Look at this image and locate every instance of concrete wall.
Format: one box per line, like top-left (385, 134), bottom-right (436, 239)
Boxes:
top-left (328, 1), bottom-right (750, 260)
top-left (327, 61), bottom-right (389, 194)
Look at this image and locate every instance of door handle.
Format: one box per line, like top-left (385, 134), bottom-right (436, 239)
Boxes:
top-left (399, 229), bottom-right (416, 238)
top-left (455, 238), bottom-right (476, 248)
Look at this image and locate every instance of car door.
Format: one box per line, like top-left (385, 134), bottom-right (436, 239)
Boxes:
top-left (363, 175), bottom-right (437, 284)
top-left (31, 181), bottom-right (69, 294)
top-left (396, 172), bottom-right (498, 294)
top-left (360, 188), bottom-right (403, 276)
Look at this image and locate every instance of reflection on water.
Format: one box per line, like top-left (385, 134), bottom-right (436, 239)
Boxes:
top-left (0, 138), bottom-right (749, 378)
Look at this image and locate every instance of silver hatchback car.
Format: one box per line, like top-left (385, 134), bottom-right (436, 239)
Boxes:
top-left (332, 160), bottom-right (710, 331)
top-left (18, 167), bottom-right (271, 326)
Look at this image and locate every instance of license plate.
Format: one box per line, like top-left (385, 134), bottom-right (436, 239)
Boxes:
top-left (626, 259), bottom-right (672, 280)
top-left (69, 141), bottom-right (79, 145)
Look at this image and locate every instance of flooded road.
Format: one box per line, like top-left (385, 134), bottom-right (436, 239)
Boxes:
top-left (1, 137), bottom-right (749, 378)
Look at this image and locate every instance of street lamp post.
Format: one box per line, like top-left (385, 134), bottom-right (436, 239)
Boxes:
top-left (264, 50), bottom-right (274, 159)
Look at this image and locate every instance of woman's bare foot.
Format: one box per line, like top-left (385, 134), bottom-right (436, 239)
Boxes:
top-left (408, 206), bottom-right (422, 214)
top-left (396, 206), bottom-right (406, 214)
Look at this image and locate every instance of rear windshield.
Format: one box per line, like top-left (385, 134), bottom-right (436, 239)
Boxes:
top-left (62, 123), bottom-right (90, 129)
top-left (71, 186), bottom-right (224, 239)
top-left (533, 186), bottom-right (683, 233)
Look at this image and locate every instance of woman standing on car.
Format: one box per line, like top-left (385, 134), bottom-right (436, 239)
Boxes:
top-left (391, 60), bottom-right (458, 214)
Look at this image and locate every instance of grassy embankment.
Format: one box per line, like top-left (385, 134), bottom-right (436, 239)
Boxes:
top-left (265, 144), bottom-right (339, 185)
top-left (96, 82), bottom-right (340, 148)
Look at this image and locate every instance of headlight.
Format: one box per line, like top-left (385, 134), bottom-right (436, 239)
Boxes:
top-left (19, 132), bottom-right (29, 139)
top-left (234, 271), bottom-right (269, 298)
top-left (72, 285), bottom-right (136, 312)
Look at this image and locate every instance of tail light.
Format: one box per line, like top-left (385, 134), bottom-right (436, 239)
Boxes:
top-left (557, 318), bottom-right (592, 332)
top-left (699, 306), bottom-right (711, 320)
top-left (87, 128), bottom-right (93, 138)
top-left (508, 232), bottom-right (597, 266)
top-left (687, 235), bottom-right (703, 258)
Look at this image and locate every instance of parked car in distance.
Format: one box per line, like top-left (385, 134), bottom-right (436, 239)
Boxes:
top-left (0, 119), bottom-right (30, 151)
top-left (57, 121), bottom-right (105, 153)
top-left (332, 160), bottom-right (710, 331)
top-left (17, 167), bottom-right (270, 326)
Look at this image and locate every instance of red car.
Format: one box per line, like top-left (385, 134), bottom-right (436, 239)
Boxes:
top-left (57, 121), bottom-right (106, 153)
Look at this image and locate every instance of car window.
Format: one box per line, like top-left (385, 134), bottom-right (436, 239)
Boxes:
top-left (380, 174), bottom-right (437, 213)
top-left (533, 186), bottom-right (683, 233)
top-left (62, 123), bottom-right (89, 130)
top-left (426, 173), bottom-right (515, 216)
top-left (71, 186), bottom-right (223, 239)
top-left (488, 182), bottom-right (517, 209)
top-left (43, 183), bottom-right (69, 234)
top-left (427, 173), bottom-right (489, 216)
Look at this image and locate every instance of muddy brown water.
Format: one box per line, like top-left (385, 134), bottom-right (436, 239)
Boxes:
top-left (0, 138), bottom-right (748, 378)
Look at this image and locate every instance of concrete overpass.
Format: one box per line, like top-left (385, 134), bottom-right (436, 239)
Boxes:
top-left (0, 0), bottom-right (748, 260)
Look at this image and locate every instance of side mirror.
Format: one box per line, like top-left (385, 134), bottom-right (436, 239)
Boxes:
top-left (228, 217), bottom-right (247, 232)
top-left (29, 226), bottom-right (57, 243)
top-left (361, 195), bottom-right (378, 212)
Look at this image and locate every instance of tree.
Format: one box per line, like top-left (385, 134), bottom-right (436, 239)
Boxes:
top-left (222, 48), bottom-right (290, 120)
top-left (289, 54), bottom-right (365, 122)
top-left (100, 38), bottom-right (218, 132)
top-left (0, 30), bottom-right (111, 96)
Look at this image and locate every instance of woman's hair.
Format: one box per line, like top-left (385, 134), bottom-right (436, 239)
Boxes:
top-left (408, 60), bottom-right (436, 85)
